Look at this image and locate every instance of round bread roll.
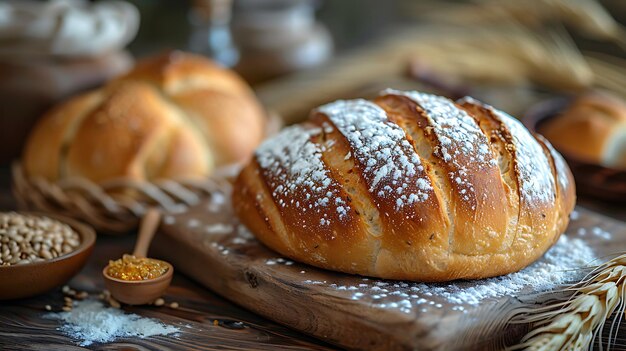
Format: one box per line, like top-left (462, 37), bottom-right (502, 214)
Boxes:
top-left (540, 92), bottom-right (626, 170)
top-left (233, 90), bottom-right (575, 282)
top-left (22, 51), bottom-right (265, 184)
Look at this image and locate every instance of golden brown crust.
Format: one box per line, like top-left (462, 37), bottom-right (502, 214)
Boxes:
top-left (540, 92), bottom-right (626, 169)
top-left (117, 51), bottom-right (252, 97)
top-left (171, 89), bottom-right (265, 166)
top-left (233, 90), bottom-right (575, 282)
top-left (22, 51), bottom-right (265, 184)
top-left (22, 91), bottom-right (103, 181)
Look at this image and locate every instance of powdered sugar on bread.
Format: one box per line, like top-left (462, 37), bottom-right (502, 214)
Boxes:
top-left (317, 99), bottom-right (432, 210)
top-left (384, 90), bottom-right (498, 206)
top-left (255, 125), bottom-right (350, 223)
top-left (236, 90), bottom-right (575, 281)
top-left (459, 96), bottom-right (556, 205)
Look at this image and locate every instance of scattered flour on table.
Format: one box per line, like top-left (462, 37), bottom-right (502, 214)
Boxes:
top-left (411, 235), bottom-right (595, 305)
top-left (302, 235), bottom-right (595, 312)
top-left (577, 226), bottom-right (612, 240)
top-left (163, 215), bottom-right (176, 225)
top-left (187, 218), bottom-right (200, 228)
top-left (45, 299), bottom-right (179, 346)
top-left (265, 257), bottom-right (294, 266)
top-left (169, 213), bottom-right (598, 314)
top-left (204, 223), bottom-right (234, 234)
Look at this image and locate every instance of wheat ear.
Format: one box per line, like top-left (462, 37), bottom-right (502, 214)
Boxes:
top-left (507, 255), bottom-right (626, 350)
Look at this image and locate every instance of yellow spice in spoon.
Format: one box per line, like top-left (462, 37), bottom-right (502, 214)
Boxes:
top-left (107, 254), bottom-right (169, 281)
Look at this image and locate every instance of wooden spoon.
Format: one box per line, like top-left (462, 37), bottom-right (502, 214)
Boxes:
top-left (102, 209), bottom-right (174, 305)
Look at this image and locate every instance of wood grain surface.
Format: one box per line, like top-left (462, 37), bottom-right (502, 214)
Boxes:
top-left (0, 166), bottom-right (336, 351)
top-left (151, 190), bottom-right (626, 351)
top-left (0, 231), bottom-right (337, 351)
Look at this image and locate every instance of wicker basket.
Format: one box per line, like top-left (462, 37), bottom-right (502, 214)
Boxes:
top-left (12, 111), bottom-right (282, 234)
top-left (11, 162), bottom-right (235, 234)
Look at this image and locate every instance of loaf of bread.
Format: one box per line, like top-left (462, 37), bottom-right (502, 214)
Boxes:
top-left (233, 90), bottom-right (575, 281)
top-left (540, 92), bottom-right (626, 170)
top-left (22, 51), bottom-right (266, 183)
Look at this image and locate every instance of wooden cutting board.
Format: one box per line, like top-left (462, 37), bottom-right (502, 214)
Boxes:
top-left (151, 191), bottom-right (626, 351)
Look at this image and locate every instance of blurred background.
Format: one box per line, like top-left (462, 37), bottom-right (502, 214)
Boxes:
top-left (2, 0), bottom-right (626, 212)
top-left (118, 0), bottom-right (626, 84)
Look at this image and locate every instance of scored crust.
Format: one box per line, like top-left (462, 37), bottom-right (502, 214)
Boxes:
top-left (233, 90), bottom-right (575, 281)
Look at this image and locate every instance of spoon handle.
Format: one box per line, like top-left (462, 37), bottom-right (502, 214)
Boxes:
top-left (133, 208), bottom-right (162, 258)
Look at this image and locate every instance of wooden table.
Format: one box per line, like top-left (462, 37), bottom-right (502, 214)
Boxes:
top-left (1, 179), bottom-right (624, 351)
top-left (0, 165), bottom-right (336, 350)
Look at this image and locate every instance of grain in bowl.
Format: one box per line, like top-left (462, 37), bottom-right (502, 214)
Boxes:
top-left (0, 212), bottom-right (81, 266)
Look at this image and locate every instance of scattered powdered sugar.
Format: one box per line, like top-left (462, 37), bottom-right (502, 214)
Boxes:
top-left (206, 192), bottom-right (226, 213)
top-left (231, 236), bottom-right (248, 245)
top-left (266, 257), bottom-right (295, 266)
top-left (385, 90), bottom-right (492, 165)
top-left (577, 226), bottom-right (612, 240)
top-left (497, 111), bottom-right (556, 204)
top-left (204, 223), bottom-right (233, 234)
top-left (194, 221), bottom-right (257, 256)
top-left (210, 242), bottom-right (230, 255)
top-left (45, 299), bottom-right (179, 346)
top-left (163, 215), bottom-right (176, 225)
top-left (236, 223), bottom-right (255, 239)
top-left (255, 125), bottom-right (348, 224)
top-left (303, 235), bottom-right (594, 312)
top-left (594, 227), bottom-right (611, 240)
top-left (317, 99), bottom-right (432, 210)
top-left (253, 90), bottom-right (559, 227)
top-left (384, 90), bottom-right (494, 206)
top-left (459, 97), bottom-right (555, 204)
top-left (543, 136), bottom-right (572, 196)
top-left (187, 219), bottom-right (200, 228)
top-left (410, 235), bottom-right (594, 305)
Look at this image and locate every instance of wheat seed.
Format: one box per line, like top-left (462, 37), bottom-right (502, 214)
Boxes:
top-left (0, 213), bottom-right (80, 266)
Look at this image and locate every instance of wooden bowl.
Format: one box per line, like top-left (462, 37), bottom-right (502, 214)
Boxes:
top-left (523, 97), bottom-right (626, 202)
top-left (0, 213), bottom-right (96, 300)
top-left (102, 260), bottom-right (173, 305)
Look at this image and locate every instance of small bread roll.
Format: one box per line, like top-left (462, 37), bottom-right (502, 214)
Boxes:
top-left (540, 92), bottom-right (626, 170)
top-left (233, 90), bottom-right (575, 282)
top-left (22, 51), bottom-right (266, 183)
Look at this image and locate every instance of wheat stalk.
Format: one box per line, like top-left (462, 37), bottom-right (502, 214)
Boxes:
top-left (584, 53), bottom-right (626, 98)
top-left (405, 0), bottom-right (626, 50)
top-left (406, 24), bottom-right (592, 91)
top-left (508, 255), bottom-right (626, 350)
